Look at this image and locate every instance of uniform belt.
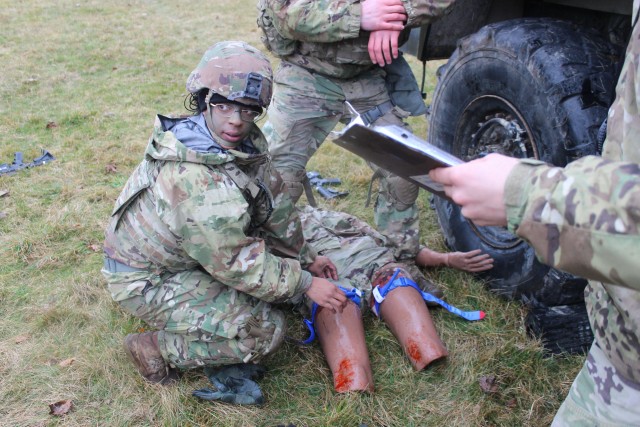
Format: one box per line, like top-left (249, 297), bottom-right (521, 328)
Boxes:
top-left (103, 256), bottom-right (148, 273)
top-left (361, 100), bottom-right (394, 126)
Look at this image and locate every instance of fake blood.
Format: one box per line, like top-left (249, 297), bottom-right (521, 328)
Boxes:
top-left (406, 339), bottom-right (422, 362)
top-left (334, 359), bottom-right (354, 392)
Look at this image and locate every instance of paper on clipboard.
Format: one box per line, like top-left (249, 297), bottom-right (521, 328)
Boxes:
top-left (332, 123), bottom-right (463, 200)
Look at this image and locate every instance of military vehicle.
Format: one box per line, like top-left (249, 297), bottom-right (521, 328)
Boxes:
top-left (404, 0), bottom-right (634, 353)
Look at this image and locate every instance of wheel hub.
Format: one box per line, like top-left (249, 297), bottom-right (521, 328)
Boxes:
top-left (469, 115), bottom-right (528, 159)
top-left (455, 96), bottom-right (538, 249)
top-left (456, 95), bottom-right (538, 162)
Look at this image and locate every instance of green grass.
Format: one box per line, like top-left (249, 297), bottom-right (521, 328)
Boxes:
top-left (0, 0), bottom-right (584, 425)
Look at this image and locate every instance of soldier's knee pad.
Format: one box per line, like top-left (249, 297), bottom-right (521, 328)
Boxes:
top-left (383, 176), bottom-right (419, 211)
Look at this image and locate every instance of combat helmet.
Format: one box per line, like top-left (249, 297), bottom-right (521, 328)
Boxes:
top-left (186, 41), bottom-right (273, 108)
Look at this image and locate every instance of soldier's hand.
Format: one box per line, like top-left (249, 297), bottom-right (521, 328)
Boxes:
top-left (446, 249), bottom-right (494, 273)
top-left (361, 0), bottom-right (406, 32)
top-left (307, 255), bottom-right (339, 280)
top-left (306, 278), bottom-right (347, 313)
top-left (368, 29), bottom-right (401, 66)
top-left (429, 154), bottom-right (519, 226)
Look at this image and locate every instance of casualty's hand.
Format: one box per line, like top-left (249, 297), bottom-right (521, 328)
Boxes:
top-left (306, 278), bottom-right (347, 313)
top-left (429, 153), bottom-right (520, 226)
top-left (416, 246), bottom-right (493, 272)
top-left (445, 249), bottom-right (494, 273)
top-left (361, 0), bottom-right (407, 32)
top-left (368, 29), bottom-right (401, 66)
top-left (307, 255), bottom-right (338, 280)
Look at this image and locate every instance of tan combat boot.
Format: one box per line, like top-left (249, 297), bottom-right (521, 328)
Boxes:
top-left (123, 331), bottom-right (178, 385)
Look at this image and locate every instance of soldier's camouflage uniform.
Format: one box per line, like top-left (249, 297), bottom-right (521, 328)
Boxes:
top-left (299, 205), bottom-right (394, 309)
top-left (257, 0), bottom-right (456, 260)
top-left (298, 205), bottom-right (438, 314)
top-left (102, 113), bottom-right (316, 369)
top-left (504, 4), bottom-right (640, 424)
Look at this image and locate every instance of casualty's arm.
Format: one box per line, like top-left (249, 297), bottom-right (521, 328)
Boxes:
top-left (306, 255), bottom-right (339, 280)
top-left (416, 247), bottom-right (493, 273)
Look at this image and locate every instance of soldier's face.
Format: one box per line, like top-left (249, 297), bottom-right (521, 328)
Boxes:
top-left (206, 102), bottom-right (256, 148)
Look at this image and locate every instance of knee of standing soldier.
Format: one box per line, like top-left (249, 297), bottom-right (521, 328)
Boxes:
top-left (383, 175), bottom-right (420, 211)
top-left (276, 169), bottom-right (307, 203)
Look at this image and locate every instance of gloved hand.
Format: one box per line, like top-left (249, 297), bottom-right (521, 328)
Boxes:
top-left (192, 363), bottom-right (266, 405)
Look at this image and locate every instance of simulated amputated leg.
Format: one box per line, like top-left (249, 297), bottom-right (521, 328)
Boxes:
top-left (371, 265), bottom-right (448, 371)
top-left (315, 301), bottom-right (375, 393)
top-left (377, 286), bottom-right (448, 371)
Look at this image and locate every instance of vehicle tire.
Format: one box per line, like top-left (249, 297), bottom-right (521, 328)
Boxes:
top-left (525, 300), bottom-right (594, 355)
top-left (429, 18), bottom-right (620, 302)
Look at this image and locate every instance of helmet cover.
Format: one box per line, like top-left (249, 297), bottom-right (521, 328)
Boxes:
top-left (186, 41), bottom-right (273, 108)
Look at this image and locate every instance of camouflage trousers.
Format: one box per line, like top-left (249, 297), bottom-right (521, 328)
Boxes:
top-left (102, 268), bottom-right (285, 370)
top-left (551, 342), bottom-right (640, 426)
top-left (298, 205), bottom-right (396, 311)
top-left (263, 61), bottom-right (421, 260)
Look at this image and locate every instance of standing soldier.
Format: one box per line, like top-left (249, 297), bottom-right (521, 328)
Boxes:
top-left (429, 3), bottom-right (640, 423)
top-left (256, 0), bottom-right (474, 275)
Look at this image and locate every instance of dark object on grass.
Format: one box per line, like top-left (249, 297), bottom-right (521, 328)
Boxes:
top-left (306, 171), bottom-right (349, 200)
top-left (0, 150), bottom-right (56, 176)
top-left (525, 299), bottom-right (594, 355)
top-left (192, 363), bottom-right (266, 405)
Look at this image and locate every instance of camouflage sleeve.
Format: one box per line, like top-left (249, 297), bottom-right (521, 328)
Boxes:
top-left (260, 166), bottom-right (318, 267)
top-left (266, 0), bottom-right (362, 43)
top-left (401, 0), bottom-right (456, 27)
top-left (154, 162), bottom-right (312, 303)
top-left (504, 156), bottom-right (640, 289)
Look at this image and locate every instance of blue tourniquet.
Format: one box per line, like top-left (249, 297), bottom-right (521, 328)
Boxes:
top-left (302, 286), bottom-right (363, 345)
top-left (372, 269), bottom-right (485, 321)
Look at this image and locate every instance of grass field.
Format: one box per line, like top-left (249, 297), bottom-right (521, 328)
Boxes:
top-left (0, 1), bottom-right (584, 425)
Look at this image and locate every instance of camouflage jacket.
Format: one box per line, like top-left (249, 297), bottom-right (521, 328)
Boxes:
top-left (257, 0), bottom-right (455, 79)
top-left (504, 11), bottom-right (640, 383)
top-left (103, 115), bottom-right (316, 303)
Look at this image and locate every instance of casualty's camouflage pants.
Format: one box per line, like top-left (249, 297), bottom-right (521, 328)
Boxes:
top-left (551, 342), bottom-right (640, 426)
top-left (298, 205), bottom-right (396, 310)
top-left (103, 268), bottom-right (285, 369)
top-left (263, 61), bottom-right (421, 260)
